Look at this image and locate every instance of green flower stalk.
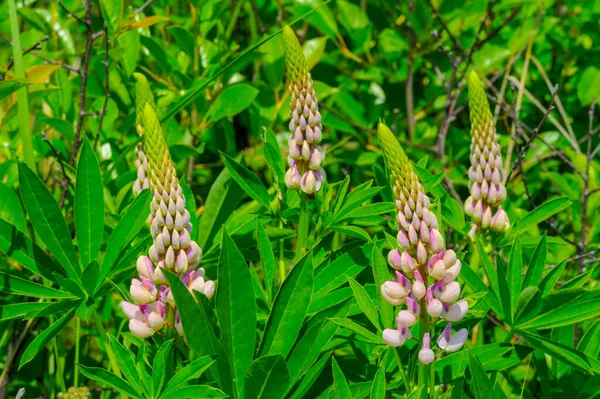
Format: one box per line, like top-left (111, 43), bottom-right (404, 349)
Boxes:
top-left (377, 122), bottom-right (468, 385)
top-left (121, 87), bottom-right (214, 339)
top-left (282, 26), bottom-right (325, 195)
top-left (465, 71), bottom-right (510, 237)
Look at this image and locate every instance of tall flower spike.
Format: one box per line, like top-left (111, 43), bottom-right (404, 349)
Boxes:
top-left (377, 122), bottom-right (468, 360)
top-left (121, 102), bottom-right (214, 340)
top-left (132, 73), bottom-right (157, 197)
top-left (282, 25), bottom-right (325, 194)
top-left (465, 71), bottom-right (510, 236)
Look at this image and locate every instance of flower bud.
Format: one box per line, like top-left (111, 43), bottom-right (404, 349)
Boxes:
top-left (397, 310), bottom-right (416, 327)
top-left (382, 328), bottom-right (406, 347)
top-left (129, 319), bottom-right (153, 338)
top-left (418, 333), bottom-right (435, 364)
top-left (301, 170), bottom-right (317, 194)
top-left (381, 281), bottom-right (407, 306)
top-left (388, 249), bottom-right (403, 270)
top-left (412, 271), bottom-right (426, 300)
top-left (439, 281), bottom-right (461, 303)
top-left (445, 300), bottom-right (468, 322)
top-left (430, 260), bottom-right (446, 280)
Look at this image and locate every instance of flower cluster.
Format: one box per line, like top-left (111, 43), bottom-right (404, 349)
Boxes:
top-left (121, 81), bottom-right (214, 339)
top-left (377, 122), bottom-right (468, 363)
top-left (282, 26), bottom-right (325, 195)
top-left (464, 71), bottom-right (510, 237)
top-left (132, 73), bottom-right (153, 197)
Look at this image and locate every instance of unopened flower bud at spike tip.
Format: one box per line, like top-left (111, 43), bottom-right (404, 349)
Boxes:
top-left (466, 70), bottom-right (510, 235)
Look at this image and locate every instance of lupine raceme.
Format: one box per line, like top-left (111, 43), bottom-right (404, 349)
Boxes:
top-left (464, 71), bottom-right (510, 237)
top-left (121, 83), bottom-right (215, 339)
top-left (377, 122), bottom-right (468, 364)
top-left (282, 26), bottom-right (325, 195)
top-left (132, 73), bottom-right (152, 197)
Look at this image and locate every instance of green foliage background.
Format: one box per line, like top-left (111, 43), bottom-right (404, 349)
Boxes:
top-left (0, 0), bottom-right (599, 398)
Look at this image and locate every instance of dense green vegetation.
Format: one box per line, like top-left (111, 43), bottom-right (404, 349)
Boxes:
top-left (1, 0), bottom-right (599, 398)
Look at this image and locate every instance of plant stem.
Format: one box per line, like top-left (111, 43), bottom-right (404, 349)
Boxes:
top-left (418, 264), bottom-right (430, 396)
top-left (428, 326), bottom-right (435, 398)
top-left (8, 0), bottom-right (35, 173)
top-left (91, 312), bottom-right (122, 379)
top-left (392, 347), bottom-right (411, 394)
top-left (279, 219), bottom-right (286, 284)
top-left (294, 195), bottom-right (310, 264)
top-left (74, 317), bottom-right (80, 387)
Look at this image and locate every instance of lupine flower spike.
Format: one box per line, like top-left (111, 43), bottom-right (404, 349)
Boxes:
top-left (465, 71), bottom-right (510, 237)
top-left (132, 73), bottom-right (155, 197)
top-left (282, 26), bottom-right (325, 194)
top-left (377, 122), bottom-right (468, 362)
top-left (121, 95), bottom-right (214, 339)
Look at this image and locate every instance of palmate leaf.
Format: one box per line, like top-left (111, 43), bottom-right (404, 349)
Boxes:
top-left (74, 137), bottom-right (104, 268)
top-left (216, 231), bottom-right (256, 397)
top-left (163, 269), bottom-right (233, 396)
top-left (256, 219), bottom-right (276, 302)
top-left (79, 365), bottom-right (143, 399)
top-left (152, 339), bottom-right (173, 397)
top-left (221, 151), bottom-right (272, 211)
top-left (19, 307), bottom-right (77, 369)
top-left (162, 356), bottom-right (215, 396)
top-left (332, 357), bottom-right (352, 399)
top-left (244, 355), bottom-right (290, 399)
top-left (0, 218), bottom-right (62, 282)
top-left (347, 276), bottom-right (380, 331)
top-left (518, 299), bottom-right (600, 330)
top-left (159, 2), bottom-right (333, 123)
top-left (468, 352), bottom-right (496, 399)
top-left (0, 272), bottom-right (75, 299)
top-left (520, 331), bottom-right (593, 373)
top-left (108, 335), bottom-right (144, 396)
top-left (258, 251), bottom-right (314, 359)
top-left (99, 189), bottom-right (152, 286)
top-left (196, 162), bottom-right (244, 250)
top-left (509, 197), bottom-right (572, 237)
top-left (370, 365), bottom-right (386, 399)
top-left (17, 161), bottom-right (82, 287)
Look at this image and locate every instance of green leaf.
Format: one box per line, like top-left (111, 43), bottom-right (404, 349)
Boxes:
top-left (259, 251), bottom-right (313, 358)
top-left (0, 302), bottom-right (49, 321)
top-left (434, 344), bottom-right (533, 383)
top-left (0, 183), bottom-right (26, 233)
top-left (370, 365), bottom-right (386, 399)
top-left (256, 220), bottom-right (275, 302)
top-left (0, 272), bottom-right (74, 298)
top-left (197, 163), bottom-right (244, 249)
top-left (476, 240), bottom-right (499, 298)
top-left (329, 318), bottom-right (385, 345)
top-left (159, 5), bottom-right (330, 123)
top-left (347, 276), bottom-right (380, 331)
top-left (371, 243), bottom-right (393, 327)
top-left (263, 129), bottom-right (285, 191)
top-left (18, 161), bottom-right (82, 285)
top-left (216, 231), bottom-right (257, 397)
top-left (20, 307), bottom-right (76, 369)
top-left (207, 83), bottom-right (259, 121)
top-left (468, 352), bottom-right (496, 399)
top-left (288, 353), bottom-right (331, 399)
top-left (82, 260), bottom-right (100, 296)
top-left (100, 189), bottom-right (152, 285)
top-left (163, 269), bottom-right (232, 395)
top-left (221, 152), bottom-right (271, 210)
top-left (520, 331), bottom-right (592, 373)
top-left (460, 261), bottom-right (503, 318)
top-left (109, 336), bottom-right (143, 396)
top-left (507, 235), bottom-right (522, 321)
top-left (329, 225), bottom-right (371, 241)
top-left (511, 197), bottom-right (572, 236)
top-left (577, 66), bottom-right (600, 105)
top-left (0, 218), bottom-right (62, 282)
top-left (79, 365), bottom-right (143, 399)
top-left (523, 234), bottom-right (547, 288)
top-left (153, 339), bottom-right (173, 397)
top-left (160, 385), bottom-right (228, 399)
top-left (332, 357), bottom-right (352, 399)
top-left (334, 202), bottom-right (395, 223)
top-left (244, 355), bottom-right (290, 399)
top-left (519, 299), bottom-right (600, 330)
top-left (162, 356), bottom-right (215, 395)
top-left (577, 320), bottom-right (600, 358)
top-left (514, 287), bottom-right (542, 326)
top-left (75, 105), bottom-right (104, 268)
top-left (539, 260), bottom-right (567, 296)
top-left (0, 79), bottom-right (29, 100)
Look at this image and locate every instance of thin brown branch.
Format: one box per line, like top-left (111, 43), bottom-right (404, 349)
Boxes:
top-left (94, 22), bottom-right (111, 149)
